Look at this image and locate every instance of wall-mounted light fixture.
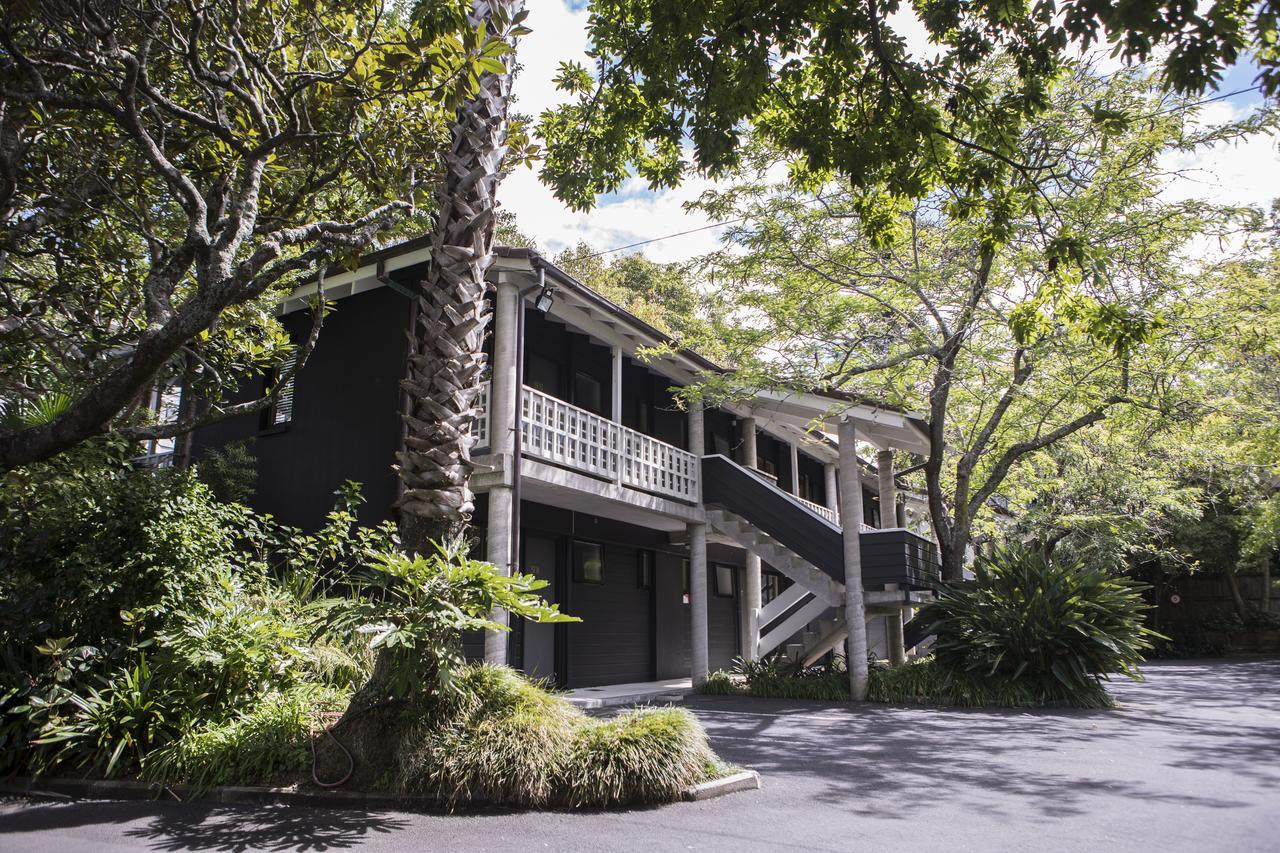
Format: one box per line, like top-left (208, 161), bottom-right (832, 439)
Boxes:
top-left (532, 264), bottom-right (555, 313)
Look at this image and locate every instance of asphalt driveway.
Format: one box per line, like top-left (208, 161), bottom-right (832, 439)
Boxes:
top-left (2, 658), bottom-right (1277, 852)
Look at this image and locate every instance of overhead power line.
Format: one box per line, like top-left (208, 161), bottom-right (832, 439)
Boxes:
top-left (581, 84), bottom-right (1269, 260)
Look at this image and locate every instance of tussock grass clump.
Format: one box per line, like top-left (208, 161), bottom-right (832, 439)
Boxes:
top-left (399, 665), bottom-right (580, 808)
top-left (398, 664), bottom-right (719, 809)
top-left (560, 707), bottom-right (716, 807)
top-left (143, 684), bottom-right (348, 790)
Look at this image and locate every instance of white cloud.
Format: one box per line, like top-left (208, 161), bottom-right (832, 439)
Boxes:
top-left (501, 1), bottom-right (729, 263)
top-left (1161, 100), bottom-right (1279, 208)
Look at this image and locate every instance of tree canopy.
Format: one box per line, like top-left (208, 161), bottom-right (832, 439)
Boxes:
top-left (539, 0), bottom-right (1277, 234)
top-left (0, 0), bottom-right (523, 469)
top-left (672, 65), bottom-right (1274, 579)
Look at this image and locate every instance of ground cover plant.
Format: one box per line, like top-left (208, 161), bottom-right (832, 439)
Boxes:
top-left (0, 452), bottom-right (727, 808)
top-left (0, 449), bottom-right (388, 780)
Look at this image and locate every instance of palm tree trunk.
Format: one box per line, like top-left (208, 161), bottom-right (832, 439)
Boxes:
top-left (396, 1), bottom-right (519, 553)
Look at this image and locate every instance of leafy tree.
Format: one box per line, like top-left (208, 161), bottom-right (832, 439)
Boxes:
top-left (539, 0), bottom-right (1277, 221)
top-left (0, 0), bottom-right (508, 469)
top-left (554, 242), bottom-right (727, 357)
top-left (680, 67), bottom-right (1270, 580)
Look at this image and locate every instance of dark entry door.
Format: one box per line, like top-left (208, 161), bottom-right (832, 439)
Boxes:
top-left (522, 533), bottom-right (558, 682)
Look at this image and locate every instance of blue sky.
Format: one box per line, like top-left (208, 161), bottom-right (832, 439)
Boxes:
top-left (500, 2), bottom-right (1277, 262)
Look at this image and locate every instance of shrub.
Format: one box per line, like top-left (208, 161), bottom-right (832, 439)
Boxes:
top-left (918, 544), bottom-right (1159, 707)
top-left (194, 440), bottom-right (258, 504)
top-left (731, 654), bottom-right (850, 701)
top-left (321, 541), bottom-right (577, 700)
top-left (0, 461), bottom-right (393, 777)
top-left (144, 685), bottom-right (348, 791)
top-left (561, 707), bottom-right (715, 807)
top-left (398, 664), bottom-right (719, 809)
top-left (400, 665), bottom-right (579, 807)
top-left (699, 670), bottom-right (740, 695)
top-left (865, 656), bottom-right (1080, 707)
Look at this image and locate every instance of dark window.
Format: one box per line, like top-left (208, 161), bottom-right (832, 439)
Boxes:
top-left (263, 352), bottom-right (298, 429)
top-left (637, 551), bottom-right (654, 589)
top-left (681, 559), bottom-right (690, 605)
top-left (572, 540), bottom-right (604, 584)
top-left (762, 571), bottom-right (782, 605)
top-left (574, 370), bottom-right (603, 414)
top-left (714, 563), bottom-right (736, 598)
top-left (799, 472), bottom-right (816, 502)
top-left (527, 353), bottom-right (560, 396)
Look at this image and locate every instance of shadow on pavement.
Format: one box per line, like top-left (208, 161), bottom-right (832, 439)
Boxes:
top-left (685, 657), bottom-right (1280, 821)
top-left (0, 798), bottom-right (409, 852)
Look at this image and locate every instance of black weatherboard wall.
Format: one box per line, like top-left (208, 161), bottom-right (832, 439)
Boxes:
top-left (191, 283), bottom-right (414, 529)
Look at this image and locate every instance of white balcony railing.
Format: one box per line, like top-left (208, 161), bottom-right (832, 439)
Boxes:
top-left (472, 381), bottom-right (699, 503)
top-left (797, 496), bottom-right (838, 525)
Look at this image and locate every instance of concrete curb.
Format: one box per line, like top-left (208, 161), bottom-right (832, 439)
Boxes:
top-left (2, 771), bottom-right (762, 809)
top-left (682, 770), bottom-right (761, 802)
top-left (0, 777), bottom-right (402, 810)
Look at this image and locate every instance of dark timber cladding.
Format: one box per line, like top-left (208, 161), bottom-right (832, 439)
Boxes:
top-left (701, 454), bottom-right (940, 590)
top-left (493, 501), bottom-right (741, 688)
top-left (190, 284), bottom-right (411, 529)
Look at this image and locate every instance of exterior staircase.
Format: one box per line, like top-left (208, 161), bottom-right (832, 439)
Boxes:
top-left (701, 453), bottom-right (942, 664)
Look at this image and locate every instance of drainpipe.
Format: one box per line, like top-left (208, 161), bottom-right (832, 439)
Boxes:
top-left (510, 267), bottom-right (537, 576)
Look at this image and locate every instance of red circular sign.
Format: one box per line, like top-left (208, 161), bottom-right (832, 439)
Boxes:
top-left (1169, 593), bottom-right (1182, 605)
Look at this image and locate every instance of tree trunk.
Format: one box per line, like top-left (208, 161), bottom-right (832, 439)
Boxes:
top-left (396, 0), bottom-right (519, 554)
top-left (1223, 567), bottom-right (1250, 622)
top-left (938, 530), bottom-right (967, 582)
top-left (1263, 554), bottom-right (1273, 614)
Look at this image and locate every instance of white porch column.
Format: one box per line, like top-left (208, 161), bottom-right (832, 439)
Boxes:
top-left (610, 345), bottom-right (623, 423)
top-left (837, 418), bottom-right (870, 700)
top-left (876, 449), bottom-right (897, 529)
top-left (689, 403), bottom-right (709, 684)
top-left (689, 520), bottom-right (710, 686)
top-left (824, 462), bottom-right (839, 518)
top-left (740, 416), bottom-right (761, 660)
top-left (788, 441), bottom-right (800, 494)
top-left (484, 277), bottom-right (520, 665)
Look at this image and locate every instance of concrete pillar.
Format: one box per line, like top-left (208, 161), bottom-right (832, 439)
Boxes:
top-left (484, 488), bottom-right (513, 664)
top-left (610, 345), bottom-right (623, 423)
top-left (885, 585), bottom-right (907, 666)
top-left (788, 441), bottom-right (800, 494)
top-left (483, 278), bottom-right (520, 666)
top-left (837, 418), bottom-right (870, 700)
top-left (689, 521), bottom-right (710, 685)
top-left (876, 449), bottom-right (896, 529)
top-left (823, 462), bottom-right (839, 518)
top-left (688, 400), bottom-right (704, 460)
top-left (738, 417), bottom-right (762, 660)
top-left (688, 402), bottom-right (709, 683)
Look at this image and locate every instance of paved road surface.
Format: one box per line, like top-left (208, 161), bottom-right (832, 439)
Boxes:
top-left (2, 658), bottom-right (1277, 852)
